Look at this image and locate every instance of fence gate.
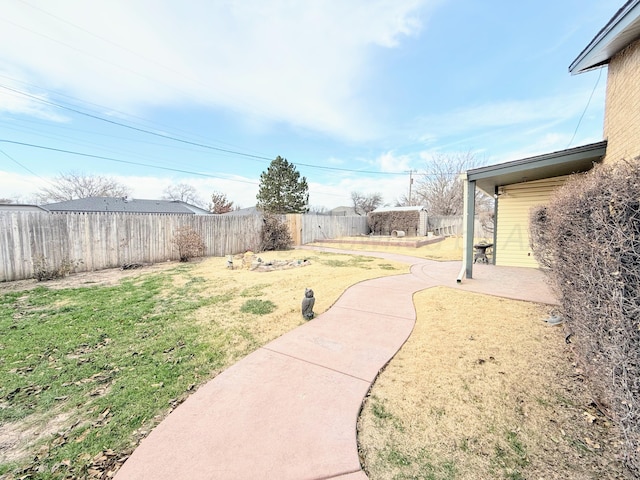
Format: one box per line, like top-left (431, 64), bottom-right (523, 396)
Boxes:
top-left (285, 214), bottom-right (303, 246)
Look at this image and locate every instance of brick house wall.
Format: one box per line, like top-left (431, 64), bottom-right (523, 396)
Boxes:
top-left (603, 38), bottom-right (640, 164)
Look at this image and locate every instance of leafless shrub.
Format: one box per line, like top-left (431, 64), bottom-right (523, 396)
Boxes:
top-left (33, 256), bottom-right (79, 281)
top-left (172, 226), bottom-right (205, 262)
top-left (260, 214), bottom-right (292, 251)
top-left (530, 160), bottom-right (640, 473)
top-left (368, 211), bottom-right (420, 236)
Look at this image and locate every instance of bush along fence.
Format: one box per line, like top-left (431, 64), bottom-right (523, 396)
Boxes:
top-left (530, 160), bottom-right (640, 474)
top-left (0, 212), bottom-right (369, 282)
top-left (367, 210), bottom-right (424, 236)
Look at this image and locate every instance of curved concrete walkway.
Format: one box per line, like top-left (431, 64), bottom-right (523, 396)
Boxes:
top-left (115, 249), bottom-right (556, 480)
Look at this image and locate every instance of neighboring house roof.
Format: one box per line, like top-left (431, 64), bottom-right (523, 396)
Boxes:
top-left (223, 206), bottom-right (262, 216)
top-left (467, 141), bottom-right (607, 196)
top-left (0, 204), bottom-right (49, 212)
top-left (371, 206), bottom-right (427, 213)
top-left (43, 197), bottom-right (211, 215)
top-left (330, 206), bottom-right (357, 216)
top-left (570, 0), bottom-right (640, 73)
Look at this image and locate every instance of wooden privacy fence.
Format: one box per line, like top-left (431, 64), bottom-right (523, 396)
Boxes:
top-left (0, 212), bottom-right (264, 282)
top-left (428, 215), bottom-right (492, 238)
top-left (285, 213), bottom-right (369, 245)
top-left (0, 212), bottom-right (370, 281)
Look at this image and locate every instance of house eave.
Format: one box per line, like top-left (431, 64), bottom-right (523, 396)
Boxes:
top-left (570, 0), bottom-right (640, 74)
top-left (467, 141), bottom-right (607, 196)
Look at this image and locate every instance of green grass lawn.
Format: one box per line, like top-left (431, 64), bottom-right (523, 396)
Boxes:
top-left (0, 251), bottom-right (409, 479)
top-left (0, 271), bottom-right (236, 478)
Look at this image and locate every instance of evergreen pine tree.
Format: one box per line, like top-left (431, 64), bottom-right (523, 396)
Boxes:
top-left (256, 156), bottom-right (309, 214)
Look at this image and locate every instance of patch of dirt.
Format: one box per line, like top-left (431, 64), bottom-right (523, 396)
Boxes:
top-left (0, 261), bottom-right (182, 293)
top-left (0, 410), bottom-right (73, 464)
top-left (1, 412), bottom-right (128, 479)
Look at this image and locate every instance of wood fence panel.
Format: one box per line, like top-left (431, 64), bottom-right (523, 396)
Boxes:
top-left (0, 212), bottom-right (265, 282)
top-left (0, 212), bottom-right (367, 281)
top-left (300, 214), bottom-right (369, 244)
top-left (428, 215), bottom-right (491, 238)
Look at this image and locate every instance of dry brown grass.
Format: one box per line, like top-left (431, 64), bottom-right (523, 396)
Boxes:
top-left (184, 250), bottom-right (409, 349)
top-left (358, 287), bottom-right (631, 479)
top-left (310, 236), bottom-right (488, 262)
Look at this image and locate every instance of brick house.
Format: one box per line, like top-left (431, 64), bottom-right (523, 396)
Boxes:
top-left (571, 0), bottom-right (640, 164)
top-left (460, 0), bottom-right (640, 279)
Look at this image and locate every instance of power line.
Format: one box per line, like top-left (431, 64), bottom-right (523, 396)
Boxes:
top-left (0, 84), bottom-right (273, 161)
top-left (0, 146), bottom-right (47, 180)
top-left (1, 118), bottom-right (256, 172)
top-left (0, 140), bottom-right (356, 200)
top-left (16, 0), bottom-right (186, 77)
top-left (2, 5), bottom-right (408, 178)
top-left (10, 0), bottom-right (280, 131)
top-left (1, 83), bottom-right (407, 176)
top-left (0, 72), bottom-right (272, 160)
top-left (567, 67), bottom-right (603, 148)
top-left (0, 16), bottom-right (171, 90)
top-left (1, 8), bottom-right (399, 176)
top-left (0, 140), bottom-right (259, 185)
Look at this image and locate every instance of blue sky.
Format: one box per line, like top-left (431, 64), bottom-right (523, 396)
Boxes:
top-left (0, 0), bottom-right (619, 209)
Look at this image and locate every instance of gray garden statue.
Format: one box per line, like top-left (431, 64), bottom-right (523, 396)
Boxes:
top-left (301, 288), bottom-right (315, 320)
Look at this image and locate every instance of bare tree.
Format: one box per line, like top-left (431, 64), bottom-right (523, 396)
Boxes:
top-left (308, 205), bottom-right (329, 215)
top-left (395, 194), bottom-right (412, 207)
top-left (36, 172), bottom-right (131, 203)
top-left (162, 183), bottom-right (203, 206)
top-left (209, 191), bottom-right (235, 214)
top-left (414, 151), bottom-right (492, 215)
top-left (0, 198), bottom-right (14, 204)
top-left (351, 191), bottom-right (383, 216)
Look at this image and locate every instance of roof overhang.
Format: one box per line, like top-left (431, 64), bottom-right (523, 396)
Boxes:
top-left (467, 141), bottom-right (607, 196)
top-left (570, 0), bottom-right (640, 74)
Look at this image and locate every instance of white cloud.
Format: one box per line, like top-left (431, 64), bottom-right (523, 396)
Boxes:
top-left (0, 0), bottom-right (435, 140)
top-left (309, 172), bottom-right (409, 209)
top-left (0, 171), bottom-right (51, 203)
top-left (0, 76), bottom-right (69, 122)
top-left (413, 87), bottom-right (606, 143)
top-left (374, 151), bottom-right (412, 173)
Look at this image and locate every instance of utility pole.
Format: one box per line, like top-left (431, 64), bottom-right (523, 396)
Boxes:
top-left (407, 170), bottom-right (416, 205)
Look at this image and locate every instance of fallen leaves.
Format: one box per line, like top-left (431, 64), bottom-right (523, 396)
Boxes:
top-left (14, 447), bottom-right (130, 479)
top-left (5, 383), bottom-right (50, 401)
top-left (85, 448), bottom-right (129, 479)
